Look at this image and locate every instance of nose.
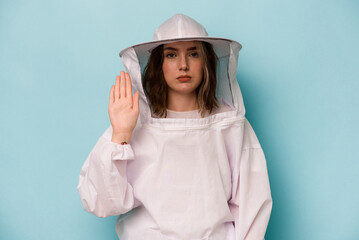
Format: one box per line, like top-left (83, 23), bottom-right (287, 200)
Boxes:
top-left (178, 54), bottom-right (189, 71)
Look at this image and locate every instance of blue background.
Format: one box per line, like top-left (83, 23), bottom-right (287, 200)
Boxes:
top-left (1, 0), bottom-right (358, 239)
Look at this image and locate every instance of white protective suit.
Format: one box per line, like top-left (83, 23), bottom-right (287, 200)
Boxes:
top-left (77, 14), bottom-right (272, 240)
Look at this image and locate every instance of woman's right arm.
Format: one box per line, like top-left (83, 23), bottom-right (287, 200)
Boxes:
top-left (77, 128), bottom-right (137, 218)
top-left (77, 71), bottom-right (140, 218)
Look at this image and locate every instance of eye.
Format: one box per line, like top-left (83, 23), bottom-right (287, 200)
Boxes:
top-left (165, 52), bottom-right (176, 58)
top-left (189, 51), bottom-right (199, 58)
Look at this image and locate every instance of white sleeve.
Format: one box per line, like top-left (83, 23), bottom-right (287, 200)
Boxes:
top-left (77, 126), bottom-right (137, 218)
top-left (228, 119), bottom-right (273, 240)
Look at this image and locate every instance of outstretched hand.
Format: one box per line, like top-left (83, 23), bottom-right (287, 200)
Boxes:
top-left (108, 71), bottom-right (139, 144)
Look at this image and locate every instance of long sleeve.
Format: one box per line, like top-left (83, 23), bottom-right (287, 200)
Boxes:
top-left (77, 126), bottom-right (138, 218)
top-left (228, 119), bottom-right (273, 240)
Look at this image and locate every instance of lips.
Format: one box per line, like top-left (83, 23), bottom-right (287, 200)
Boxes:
top-left (177, 75), bottom-right (191, 82)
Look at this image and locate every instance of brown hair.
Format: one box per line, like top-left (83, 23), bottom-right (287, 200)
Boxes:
top-left (142, 41), bottom-right (218, 118)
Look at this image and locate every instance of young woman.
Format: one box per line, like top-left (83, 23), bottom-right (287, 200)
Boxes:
top-left (78, 14), bottom-right (272, 240)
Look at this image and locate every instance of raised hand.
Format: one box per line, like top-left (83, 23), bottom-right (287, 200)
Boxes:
top-left (108, 71), bottom-right (139, 144)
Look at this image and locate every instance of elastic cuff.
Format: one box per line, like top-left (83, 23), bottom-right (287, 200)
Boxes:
top-left (105, 141), bottom-right (135, 161)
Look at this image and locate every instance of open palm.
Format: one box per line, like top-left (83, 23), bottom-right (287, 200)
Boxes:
top-left (108, 71), bottom-right (139, 143)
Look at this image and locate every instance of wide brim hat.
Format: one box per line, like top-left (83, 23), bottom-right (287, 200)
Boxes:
top-left (119, 14), bottom-right (242, 59)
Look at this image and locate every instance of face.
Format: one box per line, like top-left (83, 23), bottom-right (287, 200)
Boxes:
top-left (162, 41), bottom-right (203, 97)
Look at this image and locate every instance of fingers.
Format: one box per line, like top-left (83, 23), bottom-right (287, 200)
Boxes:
top-left (120, 71), bottom-right (126, 98)
top-left (115, 75), bottom-right (120, 100)
top-left (125, 72), bottom-right (132, 98)
top-left (113, 71), bottom-right (135, 104)
top-left (133, 91), bottom-right (139, 112)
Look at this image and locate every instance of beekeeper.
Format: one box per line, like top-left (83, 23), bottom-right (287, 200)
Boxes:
top-left (77, 14), bottom-right (272, 240)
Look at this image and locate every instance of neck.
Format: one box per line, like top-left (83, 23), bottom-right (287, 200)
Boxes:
top-left (167, 91), bottom-right (199, 112)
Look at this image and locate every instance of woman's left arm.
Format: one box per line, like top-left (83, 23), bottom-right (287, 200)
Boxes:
top-left (228, 119), bottom-right (273, 240)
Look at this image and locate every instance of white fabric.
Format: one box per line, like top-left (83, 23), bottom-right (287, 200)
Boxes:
top-left (77, 14), bottom-right (272, 240)
top-left (153, 13), bottom-right (209, 41)
top-left (165, 103), bottom-right (232, 119)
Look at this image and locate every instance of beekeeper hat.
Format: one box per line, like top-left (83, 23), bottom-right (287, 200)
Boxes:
top-left (119, 14), bottom-right (242, 59)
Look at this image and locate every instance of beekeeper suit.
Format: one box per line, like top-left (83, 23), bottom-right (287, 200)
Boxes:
top-left (77, 14), bottom-right (272, 240)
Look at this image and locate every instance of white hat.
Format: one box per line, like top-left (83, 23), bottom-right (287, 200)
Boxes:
top-left (119, 14), bottom-right (242, 58)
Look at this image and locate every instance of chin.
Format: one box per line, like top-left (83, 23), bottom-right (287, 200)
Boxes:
top-left (175, 88), bottom-right (198, 95)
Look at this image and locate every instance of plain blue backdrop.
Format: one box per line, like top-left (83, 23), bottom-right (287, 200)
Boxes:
top-left (1, 0), bottom-right (358, 239)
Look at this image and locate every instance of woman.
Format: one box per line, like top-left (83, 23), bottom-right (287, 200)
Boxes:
top-left (78, 14), bottom-right (272, 240)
